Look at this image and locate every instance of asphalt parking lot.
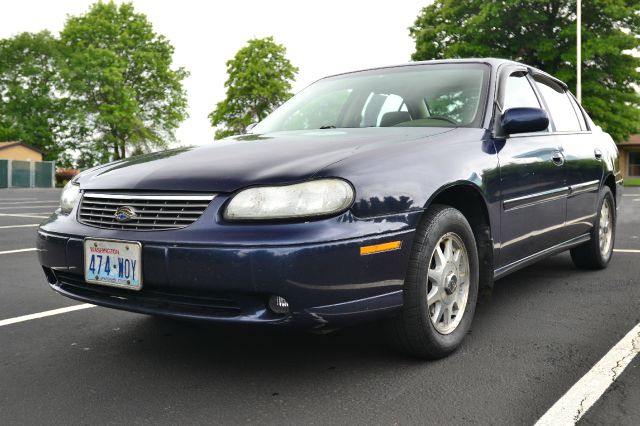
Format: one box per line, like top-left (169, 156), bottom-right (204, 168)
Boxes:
top-left (0, 187), bottom-right (639, 425)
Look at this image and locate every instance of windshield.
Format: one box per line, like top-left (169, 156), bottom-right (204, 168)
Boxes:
top-left (253, 63), bottom-right (490, 134)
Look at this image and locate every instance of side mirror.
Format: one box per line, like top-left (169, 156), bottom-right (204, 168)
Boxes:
top-left (245, 122), bottom-right (259, 133)
top-left (501, 107), bottom-right (549, 135)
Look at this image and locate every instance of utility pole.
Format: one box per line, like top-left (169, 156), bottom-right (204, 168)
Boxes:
top-left (577, 0), bottom-right (582, 103)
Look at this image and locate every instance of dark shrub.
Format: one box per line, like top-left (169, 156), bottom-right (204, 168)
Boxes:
top-left (55, 168), bottom-right (80, 187)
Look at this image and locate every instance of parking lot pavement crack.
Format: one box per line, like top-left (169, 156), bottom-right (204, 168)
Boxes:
top-left (574, 396), bottom-right (588, 423)
top-left (610, 331), bottom-right (640, 383)
top-left (537, 325), bottom-right (640, 426)
top-left (572, 333), bottom-right (639, 423)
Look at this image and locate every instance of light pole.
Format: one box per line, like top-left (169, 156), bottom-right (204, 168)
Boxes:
top-left (577, 0), bottom-right (582, 103)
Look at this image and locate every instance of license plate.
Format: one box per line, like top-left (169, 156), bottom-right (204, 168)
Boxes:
top-left (84, 238), bottom-right (142, 291)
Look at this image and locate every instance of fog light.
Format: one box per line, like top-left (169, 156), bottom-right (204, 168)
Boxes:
top-left (268, 295), bottom-right (290, 315)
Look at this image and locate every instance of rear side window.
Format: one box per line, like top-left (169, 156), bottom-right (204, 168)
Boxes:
top-left (534, 79), bottom-right (582, 132)
top-left (503, 73), bottom-right (540, 110)
top-left (568, 94), bottom-right (587, 130)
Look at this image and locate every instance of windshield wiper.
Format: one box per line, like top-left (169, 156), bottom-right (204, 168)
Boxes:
top-left (319, 125), bottom-right (336, 129)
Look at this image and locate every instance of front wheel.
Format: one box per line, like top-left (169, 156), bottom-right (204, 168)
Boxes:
top-left (570, 187), bottom-right (616, 270)
top-left (387, 205), bottom-right (479, 359)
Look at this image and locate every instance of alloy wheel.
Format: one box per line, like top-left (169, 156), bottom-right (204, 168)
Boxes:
top-left (599, 199), bottom-right (613, 258)
top-left (426, 232), bottom-right (470, 335)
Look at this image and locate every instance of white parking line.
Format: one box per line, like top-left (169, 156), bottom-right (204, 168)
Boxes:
top-left (0, 198), bottom-right (38, 201)
top-left (0, 224), bottom-right (39, 229)
top-left (622, 194), bottom-right (640, 197)
top-left (0, 200), bottom-right (59, 205)
top-left (0, 248), bottom-right (38, 255)
top-left (0, 304), bottom-right (95, 327)
top-left (613, 249), bottom-right (640, 253)
top-left (0, 213), bottom-right (48, 219)
top-left (0, 205), bottom-right (58, 210)
top-left (535, 322), bottom-right (640, 425)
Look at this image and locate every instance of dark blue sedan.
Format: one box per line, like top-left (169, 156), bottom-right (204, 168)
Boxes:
top-left (37, 59), bottom-right (622, 358)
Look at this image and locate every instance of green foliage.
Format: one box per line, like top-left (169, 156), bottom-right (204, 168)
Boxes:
top-left (209, 37), bottom-right (298, 139)
top-left (0, 2), bottom-right (188, 167)
top-left (410, 0), bottom-right (640, 142)
top-left (59, 1), bottom-right (188, 163)
top-left (0, 31), bottom-right (70, 161)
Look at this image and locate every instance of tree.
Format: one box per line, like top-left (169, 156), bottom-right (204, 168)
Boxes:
top-left (0, 31), bottom-right (70, 161)
top-left (59, 1), bottom-right (188, 163)
top-left (410, 0), bottom-right (640, 142)
top-left (209, 37), bottom-right (298, 139)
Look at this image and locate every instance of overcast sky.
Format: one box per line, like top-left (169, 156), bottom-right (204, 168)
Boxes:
top-left (1, 0), bottom-right (430, 146)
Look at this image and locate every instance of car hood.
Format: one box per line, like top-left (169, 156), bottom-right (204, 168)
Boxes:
top-left (79, 127), bottom-right (455, 193)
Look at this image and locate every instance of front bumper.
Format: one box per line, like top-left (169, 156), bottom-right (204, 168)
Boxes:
top-left (37, 207), bottom-right (420, 330)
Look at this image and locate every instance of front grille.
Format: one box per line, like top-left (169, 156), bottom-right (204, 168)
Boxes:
top-left (78, 192), bottom-right (215, 231)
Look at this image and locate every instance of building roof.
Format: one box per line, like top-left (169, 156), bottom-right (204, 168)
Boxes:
top-left (618, 135), bottom-right (640, 147)
top-left (0, 141), bottom-right (45, 155)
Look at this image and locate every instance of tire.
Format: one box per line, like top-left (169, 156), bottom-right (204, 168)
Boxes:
top-left (387, 204), bottom-right (479, 359)
top-left (570, 187), bottom-right (616, 270)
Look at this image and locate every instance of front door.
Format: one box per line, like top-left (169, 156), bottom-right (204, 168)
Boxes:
top-left (495, 71), bottom-right (568, 268)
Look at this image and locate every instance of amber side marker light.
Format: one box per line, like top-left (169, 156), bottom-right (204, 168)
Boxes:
top-left (360, 241), bottom-right (402, 256)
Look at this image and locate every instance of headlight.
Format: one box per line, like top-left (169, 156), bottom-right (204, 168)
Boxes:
top-left (60, 180), bottom-right (81, 214)
top-left (224, 179), bottom-right (354, 220)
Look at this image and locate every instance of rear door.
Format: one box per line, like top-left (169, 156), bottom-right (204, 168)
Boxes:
top-left (532, 77), bottom-right (603, 239)
top-left (495, 69), bottom-right (568, 268)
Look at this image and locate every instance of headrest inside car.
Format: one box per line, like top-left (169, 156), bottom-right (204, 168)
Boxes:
top-left (380, 111), bottom-right (411, 127)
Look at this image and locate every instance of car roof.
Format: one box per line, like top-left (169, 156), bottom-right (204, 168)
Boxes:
top-left (323, 58), bottom-right (567, 90)
top-left (323, 58), bottom-right (509, 77)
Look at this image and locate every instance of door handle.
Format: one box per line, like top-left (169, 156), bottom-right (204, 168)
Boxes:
top-left (551, 151), bottom-right (565, 166)
top-left (594, 149), bottom-right (603, 160)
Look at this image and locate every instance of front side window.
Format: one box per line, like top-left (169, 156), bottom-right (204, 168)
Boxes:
top-left (502, 72), bottom-right (540, 110)
top-left (253, 64), bottom-right (490, 133)
top-left (534, 78), bottom-right (582, 132)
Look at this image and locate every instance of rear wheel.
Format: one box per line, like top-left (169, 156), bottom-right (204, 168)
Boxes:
top-left (387, 205), bottom-right (479, 359)
top-left (570, 187), bottom-right (615, 270)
